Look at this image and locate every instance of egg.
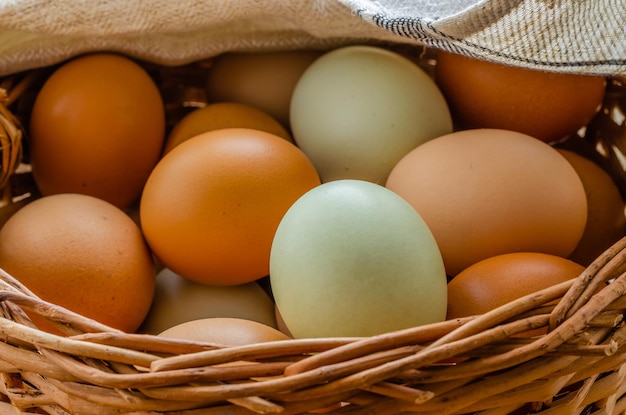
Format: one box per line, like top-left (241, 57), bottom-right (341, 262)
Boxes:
top-left (163, 102), bottom-right (292, 154)
top-left (206, 50), bottom-right (323, 128)
top-left (269, 179), bottom-right (447, 338)
top-left (139, 268), bottom-right (278, 335)
top-left (0, 193), bottom-right (155, 333)
top-left (158, 317), bottom-right (291, 346)
top-left (274, 305), bottom-right (293, 337)
top-left (447, 252), bottom-right (586, 336)
top-left (386, 129), bottom-right (588, 276)
top-left (140, 128), bottom-right (321, 286)
top-left (557, 149), bottom-right (626, 265)
top-left (29, 53), bottom-right (165, 208)
top-left (290, 45), bottom-right (452, 184)
top-left (434, 51), bottom-right (606, 143)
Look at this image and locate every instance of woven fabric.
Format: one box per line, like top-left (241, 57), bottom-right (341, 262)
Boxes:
top-left (0, 0), bottom-right (624, 76)
top-left (348, 0), bottom-right (626, 75)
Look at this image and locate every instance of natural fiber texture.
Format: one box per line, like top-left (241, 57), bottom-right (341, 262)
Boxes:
top-left (349, 0), bottom-right (626, 75)
top-left (0, 75), bottom-right (25, 192)
top-left (0, 0), bottom-right (624, 77)
top-left (1, 237), bottom-right (626, 414)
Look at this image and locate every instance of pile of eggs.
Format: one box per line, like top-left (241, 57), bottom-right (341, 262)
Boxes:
top-left (0, 44), bottom-right (622, 344)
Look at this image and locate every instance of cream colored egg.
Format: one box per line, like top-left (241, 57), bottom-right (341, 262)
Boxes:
top-left (140, 268), bottom-right (277, 335)
top-left (206, 50), bottom-right (322, 128)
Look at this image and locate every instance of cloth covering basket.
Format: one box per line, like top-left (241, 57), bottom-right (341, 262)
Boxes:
top-left (1, 1), bottom-right (626, 414)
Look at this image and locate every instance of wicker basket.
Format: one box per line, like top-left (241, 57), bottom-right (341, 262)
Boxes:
top-left (1, 46), bottom-right (626, 415)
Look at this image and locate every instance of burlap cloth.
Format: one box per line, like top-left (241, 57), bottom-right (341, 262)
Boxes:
top-left (0, 0), bottom-right (624, 77)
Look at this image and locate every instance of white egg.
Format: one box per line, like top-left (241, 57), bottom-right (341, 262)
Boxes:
top-left (290, 45), bottom-right (452, 184)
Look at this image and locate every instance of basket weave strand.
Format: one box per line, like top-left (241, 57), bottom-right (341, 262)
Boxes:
top-left (0, 77), bottom-right (22, 192)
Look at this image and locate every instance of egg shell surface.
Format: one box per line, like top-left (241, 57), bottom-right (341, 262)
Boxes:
top-left (158, 317), bottom-right (291, 346)
top-left (0, 193), bottom-right (156, 333)
top-left (140, 268), bottom-right (278, 335)
top-left (557, 149), bottom-right (626, 265)
top-left (269, 179), bottom-right (447, 338)
top-left (140, 128), bottom-right (321, 286)
top-left (206, 50), bottom-right (323, 128)
top-left (290, 45), bottom-right (452, 184)
top-left (386, 129), bottom-right (588, 276)
top-left (28, 53), bottom-right (165, 209)
top-left (163, 102), bottom-right (292, 154)
top-left (447, 252), bottom-right (585, 320)
top-left (446, 252), bottom-right (586, 336)
top-left (434, 51), bottom-right (606, 143)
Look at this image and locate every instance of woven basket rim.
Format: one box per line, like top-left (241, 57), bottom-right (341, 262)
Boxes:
top-left (1, 237), bottom-right (626, 414)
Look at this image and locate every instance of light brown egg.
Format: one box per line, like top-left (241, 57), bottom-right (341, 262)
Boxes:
top-left (205, 50), bottom-right (323, 128)
top-left (158, 317), bottom-right (291, 346)
top-left (163, 102), bottom-right (292, 154)
top-left (0, 193), bottom-right (155, 333)
top-left (557, 149), bottom-right (625, 265)
top-left (386, 129), bottom-right (588, 276)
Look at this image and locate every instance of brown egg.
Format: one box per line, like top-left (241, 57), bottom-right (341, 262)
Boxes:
top-left (386, 129), bottom-right (588, 276)
top-left (447, 252), bottom-right (585, 336)
top-left (206, 50), bottom-right (323, 128)
top-left (140, 128), bottom-right (320, 286)
top-left (163, 102), bottom-right (292, 154)
top-left (0, 193), bottom-right (156, 333)
top-left (158, 317), bottom-right (291, 345)
top-left (29, 53), bottom-right (165, 209)
top-left (557, 149), bottom-right (626, 265)
top-left (434, 51), bottom-right (606, 143)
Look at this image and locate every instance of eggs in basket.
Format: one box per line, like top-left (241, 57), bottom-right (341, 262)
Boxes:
top-left (0, 43), bottom-right (621, 336)
top-left (0, 43), bottom-right (625, 414)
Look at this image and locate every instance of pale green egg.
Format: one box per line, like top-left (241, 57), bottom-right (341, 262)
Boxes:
top-left (269, 179), bottom-right (447, 338)
top-left (290, 45), bottom-right (452, 185)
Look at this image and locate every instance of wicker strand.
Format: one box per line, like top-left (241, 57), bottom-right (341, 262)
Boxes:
top-left (550, 237), bottom-right (626, 330)
top-left (0, 74), bottom-right (28, 192)
top-left (151, 337), bottom-right (362, 373)
top-left (39, 347), bottom-right (290, 390)
top-left (0, 316), bottom-right (161, 368)
top-left (415, 329), bottom-right (615, 413)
